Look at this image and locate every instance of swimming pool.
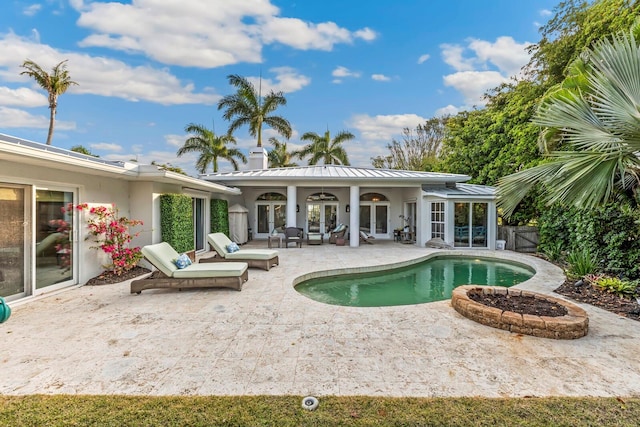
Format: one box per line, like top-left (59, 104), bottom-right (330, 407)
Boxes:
top-left (294, 255), bottom-right (535, 307)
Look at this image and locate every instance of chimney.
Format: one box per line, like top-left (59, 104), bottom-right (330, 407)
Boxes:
top-left (249, 147), bottom-right (268, 170)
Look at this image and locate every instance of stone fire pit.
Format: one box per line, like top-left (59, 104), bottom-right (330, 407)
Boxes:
top-left (451, 285), bottom-right (589, 339)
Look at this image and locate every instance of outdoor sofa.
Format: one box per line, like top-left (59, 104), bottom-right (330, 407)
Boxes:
top-left (131, 242), bottom-right (248, 294)
top-left (203, 232), bottom-right (279, 271)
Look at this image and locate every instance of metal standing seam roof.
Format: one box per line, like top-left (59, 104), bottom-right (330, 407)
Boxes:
top-left (202, 165), bottom-right (470, 182)
top-left (422, 183), bottom-right (497, 198)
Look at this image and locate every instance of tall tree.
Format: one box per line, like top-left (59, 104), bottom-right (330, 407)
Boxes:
top-left (267, 137), bottom-right (298, 168)
top-left (437, 0), bottom-right (639, 224)
top-left (217, 74), bottom-right (292, 148)
top-left (371, 117), bottom-right (447, 171)
top-left (20, 59), bottom-right (78, 145)
top-left (177, 123), bottom-right (247, 173)
top-left (296, 129), bottom-right (354, 165)
top-left (498, 28), bottom-right (640, 218)
top-left (526, 0), bottom-right (640, 84)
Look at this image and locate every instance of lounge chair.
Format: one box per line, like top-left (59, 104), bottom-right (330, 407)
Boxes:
top-left (359, 230), bottom-right (375, 244)
top-left (283, 227), bottom-right (303, 248)
top-left (131, 242), bottom-right (248, 294)
top-left (203, 232), bottom-right (279, 270)
top-left (329, 224), bottom-right (348, 244)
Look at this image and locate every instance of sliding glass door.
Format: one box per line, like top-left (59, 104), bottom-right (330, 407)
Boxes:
top-left (0, 185), bottom-right (27, 299)
top-left (454, 202), bottom-right (488, 248)
top-left (35, 189), bottom-right (75, 291)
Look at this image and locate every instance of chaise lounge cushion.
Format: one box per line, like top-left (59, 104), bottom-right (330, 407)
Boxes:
top-left (172, 262), bottom-right (247, 278)
top-left (142, 242), bottom-right (180, 277)
top-left (142, 242), bottom-right (248, 278)
top-left (208, 233), bottom-right (278, 260)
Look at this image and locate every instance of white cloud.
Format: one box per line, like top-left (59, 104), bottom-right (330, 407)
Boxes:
top-left (0, 86), bottom-right (48, 107)
top-left (90, 142), bottom-right (122, 151)
top-left (348, 113), bottom-right (427, 142)
top-left (262, 18), bottom-right (352, 51)
top-left (165, 134), bottom-right (186, 148)
top-left (0, 106), bottom-right (75, 129)
top-left (72, 0), bottom-right (374, 67)
top-left (417, 54), bottom-right (430, 64)
top-left (0, 33), bottom-right (221, 105)
top-left (468, 36), bottom-right (530, 77)
top-left (435, 105), bottom-right (459, 117)
top-left (540, 9), bottom-right (552, 16)
top-left (354, 27), bottom-right (377, 41)
top-left (440, 43), bottom-right (475, 72)
top-left (371, 74), bottom-right (390, 82)
top-left (439, 36), bottom-right (532, 108)
top-left (23, 4), bottom-right (42, 16)
top-left (442, 70), bottom-right (508, 106)
top-left (246, 67), bottom-right (311, 94)
top-left (331, 66), bottom-right (361, 84)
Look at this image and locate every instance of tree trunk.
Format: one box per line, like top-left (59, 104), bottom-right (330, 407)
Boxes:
top-left (46, 106), bottom-right (56, 145)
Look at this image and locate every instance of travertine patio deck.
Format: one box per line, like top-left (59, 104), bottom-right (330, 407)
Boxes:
top-left (2, 241), bottom-right (640, 397)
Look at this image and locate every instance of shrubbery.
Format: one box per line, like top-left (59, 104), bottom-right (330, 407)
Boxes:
top-left (539, 204), bottom-right (640, 279)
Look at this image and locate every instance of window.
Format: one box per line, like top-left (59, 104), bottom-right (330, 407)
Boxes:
top-left (431, 202), bottom-right (445, 239)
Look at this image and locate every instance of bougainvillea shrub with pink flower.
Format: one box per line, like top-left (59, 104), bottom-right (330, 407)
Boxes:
top-left (58, 203), bottom-right (144, 276)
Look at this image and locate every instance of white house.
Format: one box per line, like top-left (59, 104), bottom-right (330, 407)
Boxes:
top-left (0, 134), bottom-right (239, 303)
top-left (202, 150), bottom-right (497, 249)
top-left (1, 135), bottom-right (497, 304)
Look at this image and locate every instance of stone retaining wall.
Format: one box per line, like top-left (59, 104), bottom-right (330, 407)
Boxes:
top-left (451, 285), bottom-right (589, 339)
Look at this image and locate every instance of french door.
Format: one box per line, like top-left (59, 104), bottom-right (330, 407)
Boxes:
top-left (255, 202), bottom-right (286, 238)
top-left (306, 203), bottom-right (337, 236)
top-left (359, 203), bottom-right (389, 238)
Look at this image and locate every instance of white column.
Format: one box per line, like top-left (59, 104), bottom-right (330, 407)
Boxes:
top-left (287, 185), bottom-right (297, 227)
top-left (349, 185), bottom-right (360, 247)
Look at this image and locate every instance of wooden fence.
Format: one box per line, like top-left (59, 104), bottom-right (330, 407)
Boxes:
top-left (497, 226), bottom-right (539, 253)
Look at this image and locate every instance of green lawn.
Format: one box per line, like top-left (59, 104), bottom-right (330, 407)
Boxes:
top-left (2, 395), bottom-right (639, 426)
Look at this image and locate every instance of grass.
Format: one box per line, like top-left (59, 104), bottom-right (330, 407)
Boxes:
top-left (1, 395), bottom-right (640, 426)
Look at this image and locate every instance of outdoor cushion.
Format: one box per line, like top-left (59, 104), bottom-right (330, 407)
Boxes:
top-left (172, 262), bottom-right (247, 278)
top-left (208, 232), bottom-right (233, 257)
top-left (226, 242), bottom-right (240, 253)
top-left (225, 249), bottom-right (278, 261)
top-left (141, 242), bottom-right (179, 277)
top-left (173, 253), bottom-right (192, 269)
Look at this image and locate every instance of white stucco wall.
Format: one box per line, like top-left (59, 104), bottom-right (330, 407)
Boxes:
top-left (1, 163), bottom-right (132, 287)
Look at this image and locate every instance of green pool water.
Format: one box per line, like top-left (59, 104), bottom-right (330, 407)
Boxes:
top-left (295, 256), bottom-right (535, 307)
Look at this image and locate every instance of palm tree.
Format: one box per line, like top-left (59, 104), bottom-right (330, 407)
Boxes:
top-left (267, 137), bottom-right (298, 168)
top-left (177, 123), bottom-right (247, 173)
top-left (297, 129), bottom-right (354, 165)
top-left (497, 28), bottom-right (640, 218)
top-left (20, 59), bottom-right (78, 145)
top-left (217, 74), bottom-right (292, 148)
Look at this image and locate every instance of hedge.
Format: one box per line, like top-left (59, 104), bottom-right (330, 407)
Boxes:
top-left (210, 199), bottom-right (229, 237)
top-left (159, 194), bottom-right (194, 253)
top-left (539, 204), bottom-right (640, 279)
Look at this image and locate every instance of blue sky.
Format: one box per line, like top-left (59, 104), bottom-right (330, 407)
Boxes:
top-left (0, 0), bottom-right (557, 175)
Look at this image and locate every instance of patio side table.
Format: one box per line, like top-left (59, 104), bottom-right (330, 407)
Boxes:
top-left (268, 235), bottom-right (282, 248)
